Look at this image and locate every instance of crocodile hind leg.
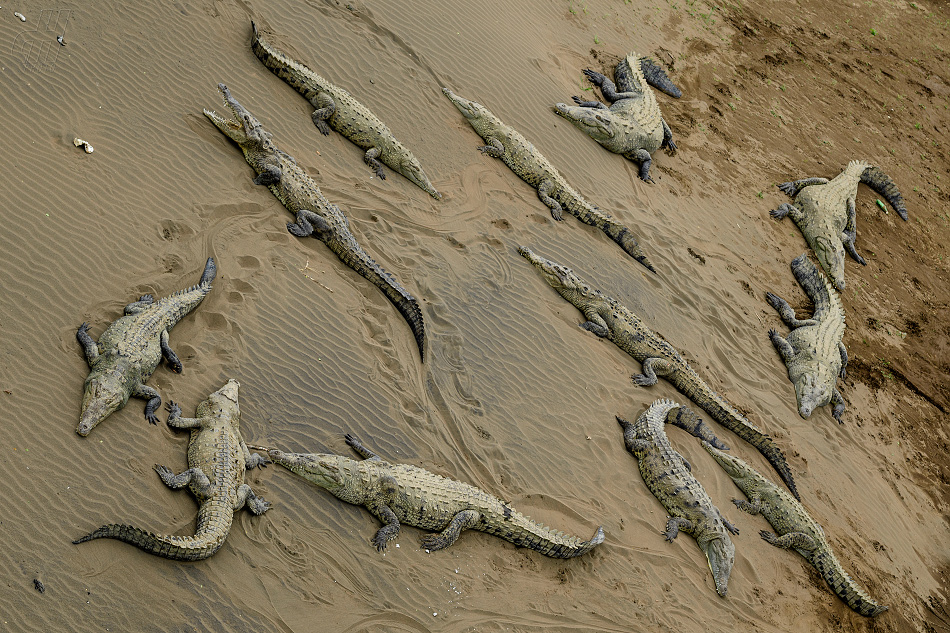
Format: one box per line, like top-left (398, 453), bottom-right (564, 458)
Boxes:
top-left (344, 433), bottom-right (382, 461)
top-left (234, 483), bottom-right (271, 515)
top-left (420, 509), bottom-right (481, 551)
top-left (765, 292), bottom-right (818, 329)
top-left (364, 147), bottom-right (386, 180)
top-left (287, 209), bottom-right (332, 240)
top-left (661, 119), bottom-right (677, 153)
top-left (664, 516), bottom-right (692, 542)
top-left (366, 475), bottom-right (401, 551)
top-left (776, 177), bottom-right (828, 197)
top-left (76, 323), bottom-right (100, 365)
top-left (768, 329), bottom-right (797, 364)
top-left (760, 530), bottom-right (817, 552)
top-left (309, 91), bottom-right (336, 136)
top-left (632, 357), bottom-right (674, 386)
top-left (124, 295), bottom-right (154, 315)
top-left (570, 96), bottom-right (608, 109)
top-left (134, 384), bottom-right (162, 424)
top-left (160, 330), bottom-right (183, 374)
top-left (155, 464), bottom-right (214, 500)
top-left (537, 179), bottom-right (565, 221)
top-left (830, 389), bottom-right (846, 424)
top-left (843, 198), bottom-right (866, 265)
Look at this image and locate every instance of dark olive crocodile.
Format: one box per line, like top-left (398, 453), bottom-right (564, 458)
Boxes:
top-left (73, 380), bottom-right (270, 560)
top-left (618, 398), bottom-right (737, 596)
top-left (250, 22), bottom-right (441, 199)
top-left (703, 442), bottom-right (888, 617)
top-left (519, 245), bottom-right (799, 499)
top-left (771, 160), bottom-right (907, 290)
top-left (766, 254), bottom-right (848, 423)
top-left (204, 83), bottom-right (426, 361)
top-left (75, 257), bottom-right (216, 436)
top-left (553, 53), bottom-right (680, 182)
top-left (259, 434), bottom-right (604, 558)
top-left (443, 87), bottom-right (655, 273)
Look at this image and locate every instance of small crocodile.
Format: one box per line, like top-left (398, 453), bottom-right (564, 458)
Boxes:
top-left (553, 53), bottom-right (680, 182)
top-left (443, 87), bottom-right (655, 273)
top-left (205, 83), bottom-right (426, 361)
top-left (519, 246), bottom-right (799, 499)
top-left (250, 22), bottom-right (441, 200)
top-left (771, 160), bottom-right (908, 291)
top-left (259, 434), bottom-right (605, 558)
top-left (766, 254), bottom-right (848, 423)
top-left (703, 442), bottom-right (888, 617)
top-left (73, 380), bottom-right (271, 560)
top-left (75, 257), bottom-right (216, 436)
top-left (618, 399), bottom-right (737, 596)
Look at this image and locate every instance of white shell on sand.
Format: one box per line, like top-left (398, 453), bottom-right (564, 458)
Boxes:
top-left (72, 138), bottom-right (94, 153)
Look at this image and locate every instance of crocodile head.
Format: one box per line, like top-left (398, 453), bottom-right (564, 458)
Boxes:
top-left (195, 378), bottom-right (241, 425)
top-left (518, 246), bottom-right (598, 302)
top-left (77, 365), bottom-right (133, 436)
top-left (812, 234), bottom-right (846, 291)
top-left (204, 83), bottom-right (276, 159)
top-left (442, 87), bottom-right (491, 124)
top-left (395, 153), bottom-right (442, 200)
top-left (791, 369), bottom-right (833, 419)
top-left (699, 535), bottom-right (735, 597)
top-left (552, 102), bottom-right (617, 144)
top-left (267, 450), bottom-right (345, 492)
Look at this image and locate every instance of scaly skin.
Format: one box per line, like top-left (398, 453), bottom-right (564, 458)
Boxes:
top-left (75, 257), bottom-right (216, 436)
top-left (766, 254), bottom-right (848, 423)
top-left (553, 53), bottom-right (679, 182)
top-left (73, 380), bottom-right (271, 560)
top-left (261, 434), bottom-right (604, 558)
top-left (771, 160), bottom-right (908, 290)
top-left (703, 442), bottom-right (888, 617)
top-left (443, 87), bottom-right (655, 274)
top-left (204, 83), bottom-right (426, 361)
top-left (618, 399), bottom-right (737, 596)
top-left (519, 246), bottom-right (799, 499)
top-left (250, 22), bottom-right (441, 200)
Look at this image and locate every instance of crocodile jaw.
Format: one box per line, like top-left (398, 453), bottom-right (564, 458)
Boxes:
top-left (793, 370), bottom-right (832, 419)
top-left (518, 246), bottom-right (585, 293)
top-left (812, 235), bottom-right (846, 291)
top-left (552, 103), bottom-right (615, 142)
top-left (700, 536), bottom-right (735, 597)
top-left (203, 83), bottom-right (265, 147)
top-left (196, 378), bottom-right (241, 421)
top-left (441, 87), bottom-right (487, 123)
top-left (77, 373), bottom-right (130, 436)
top-left (268, 450), bottom-right (344, 490)
top-left (397, 155), bottom-right (442, 200)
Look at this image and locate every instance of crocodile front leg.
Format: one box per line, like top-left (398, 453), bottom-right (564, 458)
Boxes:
top-left (234, 483), bottom-right (271, 514)
top-left (124, 295), bottom-right (154, 315)
top-left (477, 137), bottom-right (505, 159)
top-left (770, 203), bottom-right (804, 223)
top-left (664, 516), bottom-right (692, 541)
top-left (76, 323), bottom-right (100, 365)
top-left (843, 198), bottom-right (866, 265)
top-left (309, 91), bottom-right (336, 136)
top-left (155, 464), bottom-right (214, 500)
top-left (253, 164), bottom-right (282, 186)
top-left (768, 329), bottom-right (797, 364)
top-left (765, 292), bottom-right (819, 329)
top-left (364, 147), bottom-right (386, 180)
top-left (537, 179), bottom-right (565, 221)
top-left (570, 96), bottom-right (608, 109)
top-left (830, 388), bottom-right (846, 424)
top-left (579, 312), bottom-right (609, 337)
top-left (165, 401), bottom-right (202, 429)
top-left (732, 497), bottom-right (764, 515)
top-left (632, 357), bottom-right (673, 386)
top-left (134, 384), bottom-right (162, 424)
top-left (287, 209), bottom-right (332, 240)
top-left (367, 474), bottom-right (401, 551)
top-left (777, 177), bottom-right (828, 198)
top-left (420, 509), bottom-right (481, 551)
top-left (160, 330), bottom-right (183, 373)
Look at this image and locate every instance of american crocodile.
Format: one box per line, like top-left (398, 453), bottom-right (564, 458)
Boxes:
top-left (519, 246), bottom-right (799, 499)
top-left (442, 87), bottom-right (655, 273)
top-left (73, 380), bottom-right (271, 560)
top-left (703, 442), bottom-right (888, 616)
top-left (553, 53), bottom-right (680, 182)
top-left (250, 22), bottom-right (441, 200)
top-left (771, 160), bottom-right (907, 290)
top-left (205, 83), bottom-right (426, 361)
top-left (618, 399), bottom-right (737, 596)
top-left (75, 257), bottom-right (216, 436)
top-left (259, 434), bottom-right (604, 558)
top-left (766, 254), bottom-right (848, 423)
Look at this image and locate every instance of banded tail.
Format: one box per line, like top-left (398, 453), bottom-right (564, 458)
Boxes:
top-left (72, 520), bottom-right (227, 561)
top-left (811, 550), bottom-right (889, 617)
top-left (860, 165), bottom-right (908, 221)
top-left (156, 256), bottom-right (217, 324)
top-left (566, 194), bottom-right (656, 273)
top-left (250, 21), bottom-right (327, 102)
top-left (483, 516), bottom-right (605, 559)
top-left (639, 58), bottom-right (683, 98)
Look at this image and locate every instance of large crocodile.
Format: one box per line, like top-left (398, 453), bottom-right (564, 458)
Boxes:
top-left (257, 434), bottom-right (605, 558)
top-left (205, 83), bottom-right (426, 361)
top-left (442, 88), bottom-right (655, 273)
top-left (703, 442), bottom-right (888, 616)
top-left (766, 254), bottom-right (848, 423)
top-left (73, 380), bottom-right (271, 560)
top-left (519, 245), bottom-right (799, 499)
top-left (75, 257), bottom-right (216, 436)
top-left (553, 53), bottom-right (680, 182)
top-left (771, 160), bottom-right (908, 290)
top-left (618, 399), bottom-right (737, 596)
top-left (250, 22), bottom-right (441, 200)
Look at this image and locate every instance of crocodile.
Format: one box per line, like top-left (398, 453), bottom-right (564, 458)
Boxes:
top-left (771, 160), bottom-right (908, 291)
top-left (258, 433), bottom-right (605, 558)
top-left (703, 442), bottom-right (888, 616)
top-left (73, 379), bottom-right (271, 560)
top-left (205, 83), bottom-right (426, 361)
top-left (250, 22), bottom-right (441, 200)
top-left (442, 87), bottom-right (655, 273)
top-left (75, 257), bottom-right (216, 436)
top-left (618, 398), bottom-right (737, 596)
top-left (553, 53), bottom-right (680, 182)
top-left (766, 254), bottom-right (848, 423)
top-left (519, 245), bottom-right (799, 499)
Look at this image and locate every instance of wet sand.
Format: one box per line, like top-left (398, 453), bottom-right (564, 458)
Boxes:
top-left (0, 0), bottom-right (948, 631)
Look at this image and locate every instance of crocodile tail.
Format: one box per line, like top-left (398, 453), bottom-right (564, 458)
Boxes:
top-left (639, 57), bottom-right (683, 98)
top-left (158, 257), bottom-right (216, 325)
top-left (614, 53), bottom-right (647, 94)
top-left (789, 254), bottom-right (837, 320)
top-left (860, 165), bottom-right (908, 221)
top-left (565, 196), bottom-right (656, 273)
top-left (485, 517), bottom-right (605, 559)
top-left (810, 549), bottom-right (889, 617)
top-left (72, 522), bottom-right (226, 561)
top-left (250, 21), bottom-right (325, 103)
top-left (668, 406), bottom-right (729, 449)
